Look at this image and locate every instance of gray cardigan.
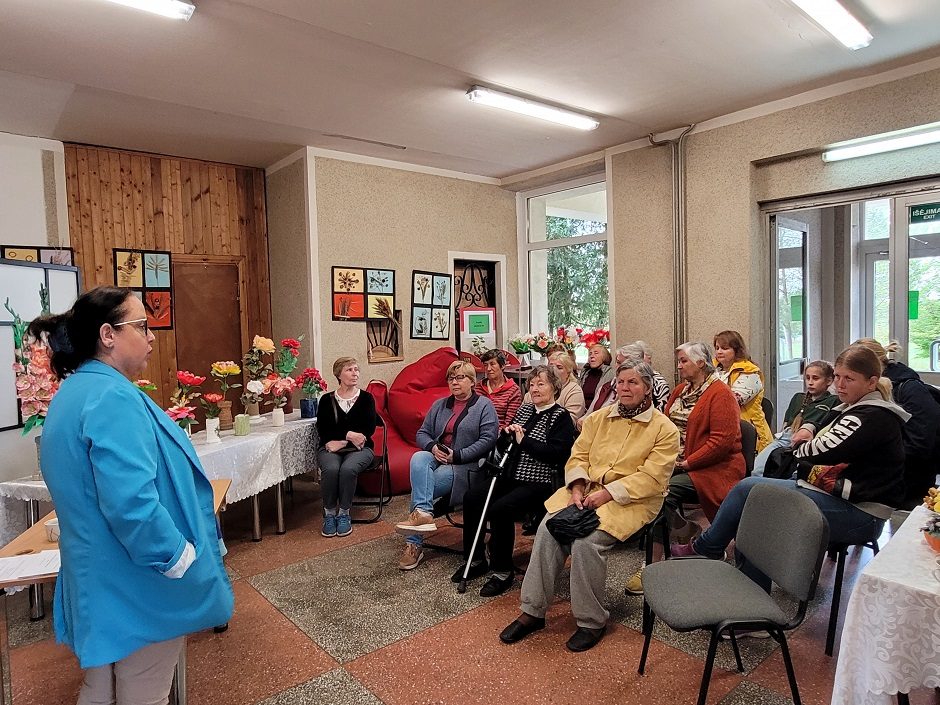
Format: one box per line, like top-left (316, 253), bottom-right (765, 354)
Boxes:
top-left (415, 393), bottom-right (498, 505)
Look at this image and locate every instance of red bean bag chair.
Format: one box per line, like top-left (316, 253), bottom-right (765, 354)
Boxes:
top-left (360, 347), bottom-right (459, 495)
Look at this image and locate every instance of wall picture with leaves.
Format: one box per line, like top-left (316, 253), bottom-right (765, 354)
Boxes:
top-left (411, 270), bottom-right (452, 341)
top-left (112, 248), bottom-right (174, 329)
top-left (332, 266), bottom-right (366, 320)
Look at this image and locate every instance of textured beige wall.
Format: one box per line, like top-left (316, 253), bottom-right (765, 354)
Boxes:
top-left (267, 158), bottom-right (315, 368)
top-left (610, 67), bottom-right (940, 376)
top-left (314, 157), bottom-right (517, 384)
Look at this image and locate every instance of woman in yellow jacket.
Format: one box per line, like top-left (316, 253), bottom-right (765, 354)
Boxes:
top-left (714, 330), bottom-right (773, 451)
top-left (499, 359), bottom-right (679, 653)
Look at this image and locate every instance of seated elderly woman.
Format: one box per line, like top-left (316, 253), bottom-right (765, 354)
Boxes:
top-left (457, 365), bottom-right (577, 597)
top-left (500, 360), bottom-right (679, 652)
top-left (525, 352), bottom-right (584, 421)
top-left (622, 341), bottom-right (671, 411)
top-left (475, 349), bottom-right (522, 429)
top-left (624, 341), bottom-right (744, 596)
top-left (578, 343), bottom-right (614, 410)
top-left (713, 330), bottom-right (773, 451)
top-left (395, 360), bottom-right (498, 571)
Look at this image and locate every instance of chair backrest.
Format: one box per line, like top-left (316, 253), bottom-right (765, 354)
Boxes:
top-left (498, 349), bottom-right (520, 366)
top-left (458, 351), bottom-right (484, 372)
top-left (761, 396), bottom-right (775, 430)
top-left (740, 420), bottom-right (758, 476)
top-left (737, 483), bottom-right (829, 602)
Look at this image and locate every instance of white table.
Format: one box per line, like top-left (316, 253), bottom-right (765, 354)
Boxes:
top-left (831, 505), bottom-right (940, 705)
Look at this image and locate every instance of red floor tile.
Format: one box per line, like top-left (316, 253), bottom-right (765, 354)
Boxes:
top-left (11, 638), bottom-right (82, 705)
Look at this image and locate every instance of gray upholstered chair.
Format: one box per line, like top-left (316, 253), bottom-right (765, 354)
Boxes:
top-left (637, 482), bottom-right (829, 705)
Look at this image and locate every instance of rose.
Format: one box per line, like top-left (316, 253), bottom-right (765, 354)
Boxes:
top-left (281, 338), bottom-right (301, 349)
top-left (246, 379), bottom-right (264, 395)
top-left (252, 335), bottom-right (276, 354)
top-left (177, 371), bottom-right (206, 387)
top-left (211, 361), bottom-right (241, 377)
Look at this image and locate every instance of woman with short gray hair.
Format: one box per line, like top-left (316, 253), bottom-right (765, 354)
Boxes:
top-left (618, 342), bottom-right (671, 412)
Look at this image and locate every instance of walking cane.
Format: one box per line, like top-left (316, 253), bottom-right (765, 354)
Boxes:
top-left (457, 438), bottom-right (514, 594)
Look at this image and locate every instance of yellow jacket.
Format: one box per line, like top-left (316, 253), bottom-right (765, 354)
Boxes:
top-left (545, 404), bottom-right (680, 541)
top-left (724, 359), bottom-right (774, 451)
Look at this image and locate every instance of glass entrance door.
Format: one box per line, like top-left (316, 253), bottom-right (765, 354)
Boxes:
top-left (773, 215), bottom-right (809, 419)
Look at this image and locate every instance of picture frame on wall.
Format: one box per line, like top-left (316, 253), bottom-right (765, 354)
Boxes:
top-left (331, 266), bottom-right (366, 320)
top-left (412, 271), bottom-right (433, 305)
top-left (112, 248), bottom-right (174, 329)
top-left (410, 270), bottom-right (452, 340)
top-left (1, 245), bottom-right (74, 266)
top-left (365, 268), bottom-right (396, 320)
top-left (411, 307), bottom-right (431, 338)
top-left (367, 309), bottom-right (404, 363)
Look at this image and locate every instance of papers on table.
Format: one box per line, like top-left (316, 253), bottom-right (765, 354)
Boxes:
top-left (0, 550), bottom-right (60, 585)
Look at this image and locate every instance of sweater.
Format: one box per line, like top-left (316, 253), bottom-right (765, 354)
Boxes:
top-left (475, 377), bottom-right (523, 429)
top-left (794, 392), bottom-right (909, 516)
top-left (508, 403), bottom-right (577, 484)
top-left (883, 361), bottom-right (940, 459)
top-left (578, 364), bottom-right (614, 407)
top-left (546, 404), bottom-right (680, 540)
top-left (315, 390), bottom-right (377, 451)
top-left (783, 390), bottom-right (838, 430)
top-left (665, 380), bottom-right (745, 520)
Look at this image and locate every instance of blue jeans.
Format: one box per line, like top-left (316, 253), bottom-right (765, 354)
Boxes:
top-left (695, 477), bottom-right (885, 589)
top-left (751, 430), bottom-right (792, 477)
top-left (406, 451), bottom-right (454, 547)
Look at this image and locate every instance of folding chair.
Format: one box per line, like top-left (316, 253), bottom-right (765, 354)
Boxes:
top-left (351, 415), bottom-right (392, 523)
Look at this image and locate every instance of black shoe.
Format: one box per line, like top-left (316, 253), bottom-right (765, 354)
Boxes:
top-left (565, 625), bottom-right (606, 652)
top-left (451, 559), bottom-right (489, 583)
top-left (479, 572), bottom-right (514, 597)
top-left (499, 615), bottom-right (545, 644)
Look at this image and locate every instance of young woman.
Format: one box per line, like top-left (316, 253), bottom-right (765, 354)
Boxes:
top-left (672, 345), bottom-right (909, 591)
top-left (713, 330), bottom-right (774, 451)
top-left (752, 360), bottom-right (837, 477)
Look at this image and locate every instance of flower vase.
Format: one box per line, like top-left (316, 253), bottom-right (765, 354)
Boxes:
top-left (246, 401), bottom-right (260, 418)
top-left (518, 352), bottom-right (531, 369)
top-left (184, 424), bottom-right (192, 439)
top-left (205, 417), bottom-right (221, 444)
top-left (218, 401), bottom-right (234, 431)
top-left (32, 434), bottom-right (42, 481)
top-left (271, 407), bottom-right (285, 427)
top-left (300, 397), bottom-right (318, 419)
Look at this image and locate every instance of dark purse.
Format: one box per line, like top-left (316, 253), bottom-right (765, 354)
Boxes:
top-left (763, 446), bottom-right (811, 480)
top-left (545, 504), bottom-right (600, 543)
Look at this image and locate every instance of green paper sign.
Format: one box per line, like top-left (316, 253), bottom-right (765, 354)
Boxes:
top-left (910, 203), bottom-right (940, 224)
top-left (790, 294), bottom-right (803, 323)
top-left (909, 290), bottom-right (919, 320)
top-left (468, 314), bottom-right (491, 334)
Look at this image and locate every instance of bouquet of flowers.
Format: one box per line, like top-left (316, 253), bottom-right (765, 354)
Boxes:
top-left (554, 326), bottom-right (579, 352)
top-left (296, 368), bottom-right (328, 399)
top-left (200, 392), bottom-right (224, 419)
top-left (241, 336), bottom-right (274, 407)
top-left (579, 328), bottom-right (611, 348)
top-left (509, 333), bottom-right (535, 354)
top-left (274, 336), bottom-right (304, 377)
top-left (6, 298), bottom-right (59, 435)
top-left (210, 361), bottom-right (242, 399)
top-left (922, 508), bottom-right (940, 552)
top-left (166, 404), bottom-right (197, 431)
top-left (263, 373), bottom-right (297, 408)
top-left (532, 332), bottom-right (553, 355)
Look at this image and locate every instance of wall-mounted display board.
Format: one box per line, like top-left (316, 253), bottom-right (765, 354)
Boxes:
top-left (112, 248), bottom-right (173, 330)
top-left (0, 245), bottom-right (74, 266)
top-left (411, 270), bottom-right (452, 340)
top-left (458, 306), bottom-right (497, 353)
top-left (0, 258), bottom-right (81, 431)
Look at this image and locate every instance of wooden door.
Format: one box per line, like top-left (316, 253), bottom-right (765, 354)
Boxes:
top-left (173, 259), bottom-right (245, 423)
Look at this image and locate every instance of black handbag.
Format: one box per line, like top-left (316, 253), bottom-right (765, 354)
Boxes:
top-left (545, 504), bottom-right (600, 543)
top-left (763, 446), bottom-right (811, 480)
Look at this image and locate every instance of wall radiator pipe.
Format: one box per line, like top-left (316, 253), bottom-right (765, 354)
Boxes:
top-left (649, 125), bottom-right (695, 357)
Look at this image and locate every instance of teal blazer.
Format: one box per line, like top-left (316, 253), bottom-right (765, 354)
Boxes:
top-left (40, 360), bottom-right (233, 668)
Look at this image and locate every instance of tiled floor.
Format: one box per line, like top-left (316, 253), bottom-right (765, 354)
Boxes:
top-left (7, 476), bottom-right (938, 705)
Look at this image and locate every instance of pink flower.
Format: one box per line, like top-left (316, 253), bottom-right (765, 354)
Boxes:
top-left (166, 405), bottom-right (196, 421)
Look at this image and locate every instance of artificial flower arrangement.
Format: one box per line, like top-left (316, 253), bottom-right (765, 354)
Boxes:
top-left (166, 370), bottom-right (204, 432)
top-left (210, 361), bottom-right (242, 399)
top-left (134, 379), bottom-right (157, 392)
top-left (579, 328), bottom-right (611, 348)
top-left (6, 297), bottom-right (59, 435)
top-left (200, 392), bottom-right (224, 419)
top-left (509, 333), bottom-right (535, 354)
top-left (554, 326), bottom-right (579, 352)
top-left (241, 335), bottom-right (274, 408)
top-left (922, 501), bottom-right (940, 552)
top-left (531, 332), bottom-right (553, 355)
top-left (923, 486), bottom-right (939, 513)
top-left (263, 372), bottom-right (298, 408)
top-left (274, 336), bottom-right (304, 377)
top-left (296, 367), bottom-right (328, 399)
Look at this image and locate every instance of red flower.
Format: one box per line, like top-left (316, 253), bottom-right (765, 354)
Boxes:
top-left (202, 393), bottom-right (224, 404)
top-left (290, 349), bottom-right (299, 357)
top-left (177, 370), bottom-right (206, 386)
top-left (281, 338), bottom-right (301, 349)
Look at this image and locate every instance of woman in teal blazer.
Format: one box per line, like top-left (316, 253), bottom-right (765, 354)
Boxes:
top-left (31, 287), bottom-right (233, 703)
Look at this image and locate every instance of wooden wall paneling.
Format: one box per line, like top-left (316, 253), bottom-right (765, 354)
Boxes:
top-left (168, 160), bottom-right (184, 253)
top-left (141, 157), bottom-right (156, 250)
top-left (99, 150), bottom-right (114, 251)
top-left (130, 156), bottom-right (145, 250)
top-left (150, 159), bottom-right (165, 251)
top-left (209, 166), bottom-right (224, 256)
top-left (75, 147), bottom-right (95, 281)
top-left (180, 160), bottom-right (194, 254)
top-left (120, 153), bottom-right (135, 250)
top-left (249, 170), bottom-right (272, 335)
top-left (89, 150), bottom-right (109, 284)
top-left (191, 163), bottom-right (205, 253)
top-left (108, 152), bottom-right (125, 248)
top-left (226, 167), bottom-right (239, 256)
top-left (64, 147), bottom-right (82, 257)
top-left (158, 159), bottom-right (172, 252)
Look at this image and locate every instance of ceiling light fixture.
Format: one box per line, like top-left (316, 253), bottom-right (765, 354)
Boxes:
top-left (822, 122), bottom-right (940, 162)
top-left (103, 0), bottom-right (196, 20)
top-left (466, 86), bottom-right (599, 131)
top-left (790, 0), bottom-right (872, 50)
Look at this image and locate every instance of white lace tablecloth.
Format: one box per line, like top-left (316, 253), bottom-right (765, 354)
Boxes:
top-left (831, 505), bottom-right (940, 704)
top-left (0, 413), bottom-right (318, 505)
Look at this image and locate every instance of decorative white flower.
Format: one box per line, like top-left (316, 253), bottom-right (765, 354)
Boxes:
top-left (246, 379), bottom-right (265, 394)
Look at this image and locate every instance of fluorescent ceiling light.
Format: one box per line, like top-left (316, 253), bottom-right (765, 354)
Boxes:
top-left (822, 122), bottom-right (940, 162)
top-left (466, 86), bottom-right (599, 131)
top-left (103, 0), bottom-right (196, 20)
top-left (790, 0), bottom-right (872, 50)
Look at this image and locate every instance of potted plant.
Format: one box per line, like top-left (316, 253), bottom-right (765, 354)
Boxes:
top-left (200, 392), bottom-right (224, 443)
top-left (922, 513), bottom-right (940, 553)
top-left (263, 374), bottom-right (297, 426)
top-left (241, 335), bottom-right (274, 417)
top-left (295, 367), bottom-right (328, 418)
top-left (210, 361), bottom-right (242, 430)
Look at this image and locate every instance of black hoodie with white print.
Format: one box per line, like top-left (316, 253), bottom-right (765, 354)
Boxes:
top-left (793, 391), bottom-right (910, 518)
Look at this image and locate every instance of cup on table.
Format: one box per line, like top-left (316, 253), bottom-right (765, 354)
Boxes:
top-left (44, 518), bottom-right (59, 543)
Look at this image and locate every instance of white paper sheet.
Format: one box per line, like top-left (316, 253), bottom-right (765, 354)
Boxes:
top-left (0, 549), bottom-right (60, 585)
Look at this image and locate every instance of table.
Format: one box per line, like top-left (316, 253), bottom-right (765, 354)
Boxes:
top-left (0, 479), bottom-right (230, 705)
top-left (503, 365), bottom-right (534, 393)
top-left (831, 505), bottom-right (940, 705)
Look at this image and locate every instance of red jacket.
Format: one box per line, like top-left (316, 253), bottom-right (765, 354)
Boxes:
top-left (665, 380), bottom-right (745, 520)
top-left (475, 378), bottom-right (522, 429)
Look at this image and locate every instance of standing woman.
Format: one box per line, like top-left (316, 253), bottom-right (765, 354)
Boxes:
top-left (31, 286), bottom-right (233, 704)
top-left (315, 356), bottom-right (377, 538)
top-left (713, 330), bottom-right (773, 451)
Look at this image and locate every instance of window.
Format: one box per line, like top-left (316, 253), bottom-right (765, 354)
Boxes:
top-left (523, 179), bottom-right (609, 353)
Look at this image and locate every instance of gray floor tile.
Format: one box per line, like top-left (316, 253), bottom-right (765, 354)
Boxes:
top-left (718, 680), bottom-right (794, 704)
top-left (257, 668), bottom-right (384, 705)
top-left (5, 588), bottom-right (54, 649)
top-left (249, 534), bottom-right (492, 663)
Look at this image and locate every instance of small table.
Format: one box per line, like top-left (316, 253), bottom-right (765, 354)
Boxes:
top-left (503, 365), bottom-right (534, 393)
top-left (0, 479), bottom-right (230, 705)
top-left (830, 505), bottom-right (940, 704)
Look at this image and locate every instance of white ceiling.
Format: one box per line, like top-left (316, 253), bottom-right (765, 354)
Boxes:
top-left (1, 0), bottom-right (939, 177)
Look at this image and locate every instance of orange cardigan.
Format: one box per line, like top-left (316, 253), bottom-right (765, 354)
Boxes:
top-left (666, 380), bottom-right (745, 520)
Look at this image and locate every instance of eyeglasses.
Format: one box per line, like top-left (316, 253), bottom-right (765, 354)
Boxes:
top-left (446, 374), bottom-right (470, 382)
top-left (114, 318), bottom-right (150, 336)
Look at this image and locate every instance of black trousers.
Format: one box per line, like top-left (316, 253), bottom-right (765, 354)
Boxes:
top-left (462, 477), bottom-right (554, 572)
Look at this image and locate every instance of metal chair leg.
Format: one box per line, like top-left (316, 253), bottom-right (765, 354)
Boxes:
top-left (638, 600), bottom-right (655, 675)
top-left (275, 482), bottom-right (286, 534)
top-left (826, 547), bottom-right (847, 656)
top-left (26, 500), bottom-right (44, 621)
top-left (727, 631), bottom-right (744, 673)
top-left (697, 632), bottom-right (719, 705)
top-left (777, 631), bottom-right (802, 705)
